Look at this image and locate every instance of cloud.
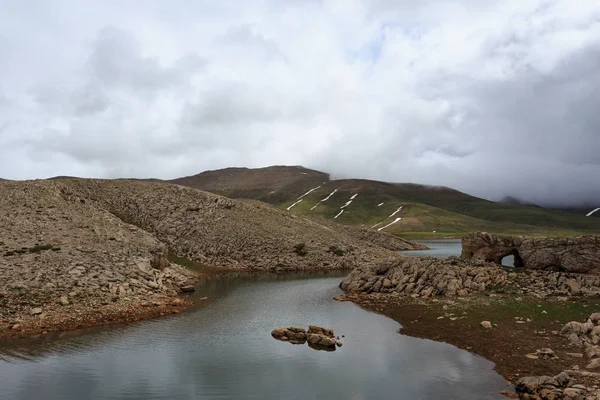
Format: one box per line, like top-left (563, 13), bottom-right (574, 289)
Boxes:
top-left (0, 0), bottom-right (599, 206)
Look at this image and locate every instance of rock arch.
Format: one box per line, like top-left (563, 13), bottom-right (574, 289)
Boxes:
top-left (461, 232), bottom-right (600, 275)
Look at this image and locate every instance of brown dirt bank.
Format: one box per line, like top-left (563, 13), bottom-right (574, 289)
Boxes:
top-left (0, 267), bottom-right (347, 343)
top-left (0, 296), bottom-right (194, 342)
top-left (341, 292), bottom-right (600, 384)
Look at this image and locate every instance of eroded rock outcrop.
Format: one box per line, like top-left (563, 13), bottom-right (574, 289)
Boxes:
top-left (271, 325), bottom-right (341, 350)
top-left (462, 232), bottom-right (600, 275)
top-left (516, 271), bottom-right (600, 297)
top-left (271, 326), bottom-right (307, 344)
top-left (340, 256), bottom-right (508, 297)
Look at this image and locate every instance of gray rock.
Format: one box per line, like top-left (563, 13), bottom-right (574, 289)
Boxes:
top-left (30, 307), bottom-right (43, 316)
top-left (340, 256), bottom-right (507, 297)
top-left (180, 285), bottom-right (195, 293)
top-left (561, 321), bottom-right (594, 336)
top-left (271, 326), bottom-right (307, 343)
top-left (535, 348), bottom-right (558, 359)
top-left (307, 333), bottom-right (337, 348)
top-left (586, 358), bottom-right (600, 370)
top-left (480, 321), bottom-right (492, 329)
top-left (308, 325), bottom-right (334, 337)
top-left (461, 232), bottom-right (600, 275)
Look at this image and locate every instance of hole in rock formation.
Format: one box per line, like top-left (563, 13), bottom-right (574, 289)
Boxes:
top-left (500, 249), bottom-right (524, 268)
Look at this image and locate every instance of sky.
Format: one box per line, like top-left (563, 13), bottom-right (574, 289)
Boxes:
top-left (1, 0), bottom-right (599, 207)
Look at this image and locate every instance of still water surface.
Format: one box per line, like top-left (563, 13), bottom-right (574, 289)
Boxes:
top-left (0, 271), bottom-right (508, 399)
top-left (403, 239), bottom-right (515, 267)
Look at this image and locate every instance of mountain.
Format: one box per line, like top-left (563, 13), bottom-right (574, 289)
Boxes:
top-left (169, 166), bottom-right (600, 238)
top-left (499, 196), bottom-right (542, 208)
top-left (171, 165), bottom-right (329, 204)
top-left (499, 196), bottom-right (600, 219)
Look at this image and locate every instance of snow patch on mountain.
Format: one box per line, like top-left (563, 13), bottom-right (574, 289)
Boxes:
top-left (388, 206), bottom-right (403, 218)
top-left (297, 186), bottom-right (321, 200)
top-left (377, 218), bottom-right (402, 232)
top-left (587, 208), bottom-right (600, 217)
top-left (321, 189), bottom-right (338, 202)
top-left (287, 199), bottom-right (303, 211)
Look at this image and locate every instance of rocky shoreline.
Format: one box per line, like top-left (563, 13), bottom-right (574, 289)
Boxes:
top-left (338, 243), bottom-right (600, 399)
top-left (342, 292), bottom-right (600, 399)
top-left (0, 295), bottom-right (194, 342)
top-left (0, 178), bottom-right (422, 343)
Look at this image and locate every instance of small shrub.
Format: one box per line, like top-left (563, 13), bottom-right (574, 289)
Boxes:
top-left (327, 246), bottom-right (345, 256)
top-left (29, 244), bottom-right (53, 253)
top-left (293, 243), bottom-right (308, 257)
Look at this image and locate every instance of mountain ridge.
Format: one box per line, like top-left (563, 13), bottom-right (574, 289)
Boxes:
top-left (38, 165), bottom-right (600, 237)
top-left (162, 165), bottom-right (600, 238)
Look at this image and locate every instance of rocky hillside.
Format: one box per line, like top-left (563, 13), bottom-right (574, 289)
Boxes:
top-left (1, 178), bottom-right (419, 337)
top-left (0, 179), bottom-right (196, 335)
top-left (57, 178), bottom-right (416, 269)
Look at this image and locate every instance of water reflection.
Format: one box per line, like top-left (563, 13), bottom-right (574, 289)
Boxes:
top-left (403, 239), bottom-right (515, 267)
top-left (0, 272), bottom-right (506, 399)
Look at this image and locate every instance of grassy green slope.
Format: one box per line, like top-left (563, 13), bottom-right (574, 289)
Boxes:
top-left (282, 181), bottom-right (599, 239)
top-left (388, 183), bottom-right (599, 231)
top-left (167, 166), bottom-right (599, 238)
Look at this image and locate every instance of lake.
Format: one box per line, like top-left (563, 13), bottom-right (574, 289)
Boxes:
top-left (0, 270), bottom-right (508, 399)
top-left (403, 239), bottom-right (515, 267)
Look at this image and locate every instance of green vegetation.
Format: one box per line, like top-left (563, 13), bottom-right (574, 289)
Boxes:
top-left (440, 292), bottom-right (600, 327)
top-left (293, 243), bottom-right (307, 257)
top-left (28, 244), bottom-right (54, 253)
top-left (167, 253), bottom-right (209, 271)
top-left (3, 244), bottom-right (56, 256)
top-left (327, 245), bottom-right (345, 256)
top-left (280, 182), bottom-right (599, 239)
top-left (171, 165), bottom-right (599, 239)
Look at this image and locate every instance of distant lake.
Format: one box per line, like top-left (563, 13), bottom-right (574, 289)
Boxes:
top-left (0, 272), bottom-right (506, 399)
top-left (403, 239), bottom-right (515, 267)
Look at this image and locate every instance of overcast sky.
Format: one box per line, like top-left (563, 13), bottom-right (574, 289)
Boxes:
top-left (1, 0), bottom-right (599, 206)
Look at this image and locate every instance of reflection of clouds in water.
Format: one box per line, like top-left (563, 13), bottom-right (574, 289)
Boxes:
top-left (0, 275), bottom-right (505, 399)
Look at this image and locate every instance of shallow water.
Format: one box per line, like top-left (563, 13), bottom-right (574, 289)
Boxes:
top-left (403, 239), bottom-right (515, 267)
top-left (0, 272), bottom-right (507, 400)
